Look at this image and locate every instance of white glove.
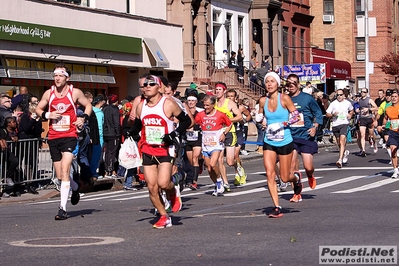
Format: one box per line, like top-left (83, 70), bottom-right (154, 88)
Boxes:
top-left (255, 113), bottom-right (264, 123)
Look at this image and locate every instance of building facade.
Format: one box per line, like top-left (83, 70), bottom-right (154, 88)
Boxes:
top-left (311, 0), bottom-right (399, 97)
top-left (0, 0), bottom-right (183, 99)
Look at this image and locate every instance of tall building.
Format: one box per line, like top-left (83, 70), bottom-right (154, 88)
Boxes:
top-left (311, 0), bottom-right (399, 97)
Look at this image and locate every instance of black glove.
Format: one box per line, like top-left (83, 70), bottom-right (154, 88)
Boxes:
top-left (162, 131), bottom-right (177, 146)
top-left (132, 134), bottom-right (141, 142)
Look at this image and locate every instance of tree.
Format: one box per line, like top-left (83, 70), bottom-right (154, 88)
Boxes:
top-left (379, 53), bottom-right (399, 84)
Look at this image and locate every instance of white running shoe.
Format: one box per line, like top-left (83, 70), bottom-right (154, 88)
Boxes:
top-left (391, 168), bottom-right (398, 178)
top-left (343, 150), bottom-right (350, 164)
top-left (379, 138), bottom-right (384, 146)
top-left (216, 181), bottom-right (225, 195)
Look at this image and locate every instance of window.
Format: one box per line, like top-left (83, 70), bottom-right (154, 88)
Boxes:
top-left (324, 0), bottom-right (334, 15)
top-left (292, 28), bottom-right (297, 64)
top-left (356, 37), bottom-right (366, 61)
top-left (300, 29), bottom-right (305, 63)
top-left (324, 38), bottom-right (335, 51)
top-left (283, 27), bottom-right (289, 65)
top-left (238, 16), bottom-right (244, 50)
top-left (355, 0), bottom-right (365, 16)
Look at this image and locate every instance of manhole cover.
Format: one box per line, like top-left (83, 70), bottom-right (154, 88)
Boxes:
top-left (9, 237), bottom-right (124, 247)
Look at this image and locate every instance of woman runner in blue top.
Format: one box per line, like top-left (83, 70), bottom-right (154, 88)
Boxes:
top-left (255, 72), bottom-right (301, 218)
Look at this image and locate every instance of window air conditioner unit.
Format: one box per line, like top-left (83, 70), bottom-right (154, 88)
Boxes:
top-left (356, 15), bottom-right (364, 21)
top-left (323, 15), bottom-right (334, 23)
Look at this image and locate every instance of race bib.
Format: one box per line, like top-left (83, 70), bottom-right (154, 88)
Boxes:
top-left (203, 130), bottom-right (220, 146)
top-left (290, 113), bottom-right (304, 127)
top-left (186, 131), bottom-right (199, 141)
top-left (145, 126), bottom-right (165, 145)
top-left (266, 122), bottom-right (284, 141)
top-left (391, 119), bottom-right (399, 131)
top-left (52, 115), bottom-right (70, 132)
top-left (337, 111), bottom-right (347, 121)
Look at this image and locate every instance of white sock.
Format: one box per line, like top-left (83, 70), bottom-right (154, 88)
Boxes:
top-left (70, 178), bottom-right (78, 191)
top-left (60, 181), bottom-right (70, 211)
top-left (387, 148), bottom-right (392, 158)
top-left (217, 177), bottom-right (222, 183)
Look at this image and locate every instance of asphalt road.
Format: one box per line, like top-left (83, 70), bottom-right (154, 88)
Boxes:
top-left (1, 143), bottom-right (398, 266)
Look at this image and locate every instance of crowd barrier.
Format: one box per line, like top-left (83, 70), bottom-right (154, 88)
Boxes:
top-left (0, 138), bottom-right (54, 190)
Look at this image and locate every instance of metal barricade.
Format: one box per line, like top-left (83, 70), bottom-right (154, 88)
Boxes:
top-left (0, 138), bottom-right (54, 189)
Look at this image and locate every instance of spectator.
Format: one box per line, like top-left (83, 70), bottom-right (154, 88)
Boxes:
top-left (237, 48), bottom-right (245, 80)
top-left (228, 51), bottom-right (238, 69)
top-left (261, 55), bottom-right (271, 70)
top-left (0, 93), bottom-right (13, 128)
top-left (11, 86), bottom-right (29, 111)
top-left (18, 102), bottom-right (43, 193)
top-left (1, 117), bottom-right (19, 197)
top-left (219, 49), bottom-right (228, 69)
top-left (375, 89), bottom-right (385, 107)
top-left (102, 94), bottom-right (121, 178)
top-left (90, 95), bottom-right (105, 180)
top-left (302, 82), bottom-right (313, 95)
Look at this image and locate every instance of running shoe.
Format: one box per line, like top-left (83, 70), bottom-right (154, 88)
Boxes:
top-left (153, 215), bottom-right (172, 229)
top-left (55, 207), bottom-right (68, 220)
top-left (239, 174), bottom-right (247, 185)
top-left (237, 163), bottom-right (246, 177)
top-left (240, 150), bottom-right (249, 156)
top-left (268, 206), bottom-right (283, 218)
top-left (373, 144), bottom-right (378, 154)
top-left (279, 181), bottom-right (288, 190)
top-left (392, 168), bottom-right (399, 179)
top-left (223, 183), bottom-right (230, 192)
top-left (293, 171), bottom-right (302, 195)
top-left (342, 150), bottom-right (350, 164)
top-left (336, 159), bottom-right (342, 168)
top-left (5, 178), bottom-right (14, 187)
top-left (123, 185), bottom-right (138, 191)
top-left (289, 194), bottom-right (302, 203)
top-left (212, 189), bottom-right (218, 196)
top-left (359, 150), bottom-right (366, 157)
top-left (308, 175), bottom-right (317, 189)
top-left (70, 181), bottom-right (82, 206)
top-left (189, 182), bottom-right (198, 190)
top-left (379, 138), bottom-right (384, 146)
top-left (170, 187), bottom-right (182, 213)
top-left (215, 181), bottom-right (225, 195)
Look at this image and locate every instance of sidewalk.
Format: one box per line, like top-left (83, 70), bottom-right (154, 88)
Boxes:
top-left (0, 134), bottom-right (337, 204)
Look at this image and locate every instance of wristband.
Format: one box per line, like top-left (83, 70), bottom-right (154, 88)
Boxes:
top-left (83, 114), bottom-right (89, 122)
top-left (41, 112), bottom-right (49, 120)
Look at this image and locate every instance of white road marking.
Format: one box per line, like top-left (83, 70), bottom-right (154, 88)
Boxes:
top-left (332, 178), bottom-right (399, 193)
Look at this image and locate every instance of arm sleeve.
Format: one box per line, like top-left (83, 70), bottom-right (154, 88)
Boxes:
top-left (175, 111), bottom-right (191, 134)
top-left (129, 118), bottom-right (143, 136)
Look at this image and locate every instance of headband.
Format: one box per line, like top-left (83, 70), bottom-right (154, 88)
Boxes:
top-left (264, 72), bottom-right (280, 86)
top-left (187, 96), bottom-right (198, 101)
top-left (215, 83), bottom-right (227, 90)
top-left (147, 75), bottom-right (161, 86)
top-left (54, 69), bottom-right (69, 77)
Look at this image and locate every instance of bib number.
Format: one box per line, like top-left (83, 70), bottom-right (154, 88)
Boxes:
top-left (145, 126), bottom-right (165, 145)
top-left (266, 122), bottom-right (284, 141)
top-left (186, 131), bottom-right (199, 141)
top-left (52, 115), bottom-right (70, 132)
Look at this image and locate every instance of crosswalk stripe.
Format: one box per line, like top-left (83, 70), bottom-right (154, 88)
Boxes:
top-left (277, 176), bottom-right (365, 195)
top-left (332, 178), bottom-right (399, 193)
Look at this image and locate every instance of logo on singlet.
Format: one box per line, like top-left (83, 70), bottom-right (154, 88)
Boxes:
top-left (52, 103), bottom-right (71, 114)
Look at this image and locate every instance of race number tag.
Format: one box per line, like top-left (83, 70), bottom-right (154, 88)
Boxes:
top-left (290, 113), bottom-right (304, 127)
top-left (391, 119), bottom-right (399, 131)
top-left (52, 115), bottom-right (70, 131)
top-left (266, 122), bottom-right (284, 141)
top-left (337, 112), bottom-right (347, 121)
top-left (186, 131), bottom-right (199, 141)
top-left (203, 131), bottom-right (219, 146)
top-left (145, 126), bottom-right (165, 145)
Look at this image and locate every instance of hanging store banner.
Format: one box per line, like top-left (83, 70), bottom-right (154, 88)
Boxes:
top-left (280, 64), bottom-right (326, 85)
top-left (0, 19), bottom-right (141, 55)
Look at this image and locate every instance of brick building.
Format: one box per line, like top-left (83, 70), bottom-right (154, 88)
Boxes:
top-left (310, 0), bottom-right (399, 98)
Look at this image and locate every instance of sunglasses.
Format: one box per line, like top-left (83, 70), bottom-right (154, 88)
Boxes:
top-left (336, 94), bottom-right (344, 96)
top-left (361, 91), bottom-right (367, 93)
top-left (4, 100), bottom-right (11, 103)
top-left (143, 80), bottom-right (158, 87)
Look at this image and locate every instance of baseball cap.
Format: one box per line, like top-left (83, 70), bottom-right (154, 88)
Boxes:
top-left (386, 89), bottom-right (393, 96)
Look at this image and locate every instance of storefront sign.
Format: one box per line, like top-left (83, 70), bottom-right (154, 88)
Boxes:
top-left (280, 64), bottom-right (326, 84)
top-left (0, 19), bottom-right (141, 55)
